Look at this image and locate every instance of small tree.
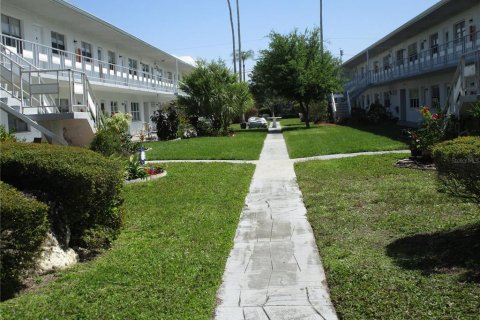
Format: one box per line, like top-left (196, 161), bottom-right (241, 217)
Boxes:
top-left (250, 28), bottom-right (343, 127)
top-left (177, 59), bottom-right (253, 134)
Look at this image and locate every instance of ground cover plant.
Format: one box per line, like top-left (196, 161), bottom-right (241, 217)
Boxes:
top-left (0, 163), bottom-right (255, 319)
top-left (296, 154), bottom-right (480, 319)
top-left (282, 118), bottom-right (407, 158)
top-left (143, 129), bottom-right (266, 160)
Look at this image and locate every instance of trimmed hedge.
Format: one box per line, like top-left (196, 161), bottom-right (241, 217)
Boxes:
top-left (0, 182), bottom-right (49, 300)
top-left (0, 142), bottom-right (125, 250)
top-left (432, 136), bottom-right (480, 204)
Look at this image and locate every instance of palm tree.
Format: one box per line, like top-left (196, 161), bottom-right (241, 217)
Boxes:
top-left (227, 0), bottom-right (237, 74)
top-left (236, 0), bottom-right (242, 82)
top-left (240, 50), bottom-right (254, 81)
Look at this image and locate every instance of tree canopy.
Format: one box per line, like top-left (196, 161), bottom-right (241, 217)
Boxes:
top-left (177, 60), bottom-right (253, 133)
top-left (250, 28), bottom-right (343, 127)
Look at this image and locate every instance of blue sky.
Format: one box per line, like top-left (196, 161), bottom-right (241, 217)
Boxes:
top-left (68, 0), bottom-right (440, 74)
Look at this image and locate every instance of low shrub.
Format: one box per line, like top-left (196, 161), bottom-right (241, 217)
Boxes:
top-left (0, 182), bottom-right (49, 300)
top-left (432, 136), bottom-right (480, 204)
top-left (0, 125), bottom-right (16, 142)
top-left (0, 142), bottom-right (124, 251)
top-left (151, 105), bottom-right (179, 141)
top-left (90, 113), bottom-right (139, 157)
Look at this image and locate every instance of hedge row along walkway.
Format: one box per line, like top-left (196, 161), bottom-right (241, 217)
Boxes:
top-left (214, 125), bottom-right (338, 320)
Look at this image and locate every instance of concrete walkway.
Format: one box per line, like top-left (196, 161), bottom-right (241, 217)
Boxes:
top-left (214, 124), bottom-right (338, 320)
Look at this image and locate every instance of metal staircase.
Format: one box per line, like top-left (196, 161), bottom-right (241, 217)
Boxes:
top-left (330, 93), bottom-right (351, 122)
top-left (1, 43), bottom-right (103, 146)
top-left (443, 49), bottom-right (480, 117)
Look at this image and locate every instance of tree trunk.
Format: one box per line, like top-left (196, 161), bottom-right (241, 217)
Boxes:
top-left (227, 0), bottom-right (237, 75)
top-left (303, 102), bottom-right (311, 128)
top-left (236, 0), bottom-right (242, 81)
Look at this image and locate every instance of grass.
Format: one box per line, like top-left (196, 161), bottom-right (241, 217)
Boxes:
top-left (281, 118), bottom-right (408, 158)
top-left (143, 128), bottom-right (267, 160)
top-left (295, 154), bottom-right (480, 319)
top-left (0, 163), bottom-right (255, 319)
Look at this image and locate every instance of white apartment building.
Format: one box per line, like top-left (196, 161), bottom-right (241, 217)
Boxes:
top-left (343, 0), bottom-right (480, 126)
top-left (1, 0), bottom-right (194, 145)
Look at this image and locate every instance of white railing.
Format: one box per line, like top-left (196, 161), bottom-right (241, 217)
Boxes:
top-left (1, 34), bottom-right (180, 94)
top-left (345, 31), bottom-right (480, 96)
top-left (443, 49), bottom-right (480, 116)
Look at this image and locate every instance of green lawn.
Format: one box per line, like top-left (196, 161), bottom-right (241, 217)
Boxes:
top-left (281, 118), bottom-right (408, 158)
top-left (143, 129), bottom-right (267, 160)
top-left (296, 154), bottom-right (480, 319)
top-left (0, 163), bottom-right (255, 319)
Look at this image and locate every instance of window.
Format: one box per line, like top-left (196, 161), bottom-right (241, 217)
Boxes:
top-left (108, 51), bottom-right (116, 70)
top-left (167, 72), bottom-right (173, 80)
top-left (383, 55), bottom-right (391, 71)
top-left (51, 31), bottom-right (65, 54)
top-left (409, 89), bottom-right (419, 108)
top-left (141, 62), bottom-right (149, 78)
top-left (1, 14), bottom-right (22, 51)
top-left (384, 92), bottom-right (391, 108)
top-left (408, 43), bottom-right (418, 62)
top-left (431, 85), bottom-right (440, 108)
top-left (81, 41), bottom-right (92, 61)
top-left (454, 20), bottom-right (466, 44)
top-left (110, 101), bottom-right (118, 115)
top-left (128, 58), bottom-right (138, 76)
top-left (374, 61), bottom-right (379, 74)
top-left (8, 114), bottom-right (28, 132)
top-left (430, 33), bottom-right (439, 55)
top-left (396, 49), bottom-right (405, 66)
top-left (130, 102), bottom-right (140, 121)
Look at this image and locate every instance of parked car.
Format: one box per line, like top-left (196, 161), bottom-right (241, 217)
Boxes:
top-left (247, 117), bottom-right (268, 128)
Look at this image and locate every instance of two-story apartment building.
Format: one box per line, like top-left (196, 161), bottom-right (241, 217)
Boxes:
top-left (343, 0), bottom-right (480, 126)
top-left (1, 0), bottom-right (194, 145)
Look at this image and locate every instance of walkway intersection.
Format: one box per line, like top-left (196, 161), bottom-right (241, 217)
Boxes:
top-left (214, 125), bottom-right (338, 320)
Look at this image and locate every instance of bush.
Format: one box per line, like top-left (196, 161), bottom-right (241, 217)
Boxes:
top-left (0, 142), bottom-right (124, 251)
top-left (0, 182), bottom-right (49, 300)
top-left (0, 125), bottom-right (16, 142)
top-left (151, 105), bottom-right (179, 140)
top-left (90, 113), bottom-right (139, 157)
top-left (432, 136), bottom-right (480, 204)
top-left (366, 102), bottom-right (388, 124)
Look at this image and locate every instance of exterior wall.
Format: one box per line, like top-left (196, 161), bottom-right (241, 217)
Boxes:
top-left (1, 2), bottom-right (182, 80)
top-left (344, 3), bottom-right (480, 125)
top-left (351, 5), bottom-right (480, 78)
top-left (357, 72), bottom-right (453, 124)
top-left (1, 0), bottom-right (193, 139)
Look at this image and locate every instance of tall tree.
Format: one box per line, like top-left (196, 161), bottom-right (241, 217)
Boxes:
top-left (250, 28), bottom-right (343, 128)
top-left (227, 0), bottom-right (237, 75)
top-left (236, 0), bottom-right (242, 81)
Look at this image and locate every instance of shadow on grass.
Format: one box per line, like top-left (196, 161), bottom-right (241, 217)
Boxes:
top-left (386, 223), bottom-right (480, 282)
top-left (343, 122), bottom-right (408, 143)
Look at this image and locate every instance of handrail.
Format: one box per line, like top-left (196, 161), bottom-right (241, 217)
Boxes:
top-left (345, 31), bottom-right (480, 94)
top-left (1, 34), bottom-right (179, 94)
top-left (442, 49), bottom-right (480, 116)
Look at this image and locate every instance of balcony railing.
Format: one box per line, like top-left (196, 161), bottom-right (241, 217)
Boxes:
top-left (1, 34), bottom-right (180, 95)
top-left (345, 31), bottom-right (480, 95)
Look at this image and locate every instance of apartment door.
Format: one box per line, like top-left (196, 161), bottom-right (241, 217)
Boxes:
top-left (400, 89), bottom-right (407, 121)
